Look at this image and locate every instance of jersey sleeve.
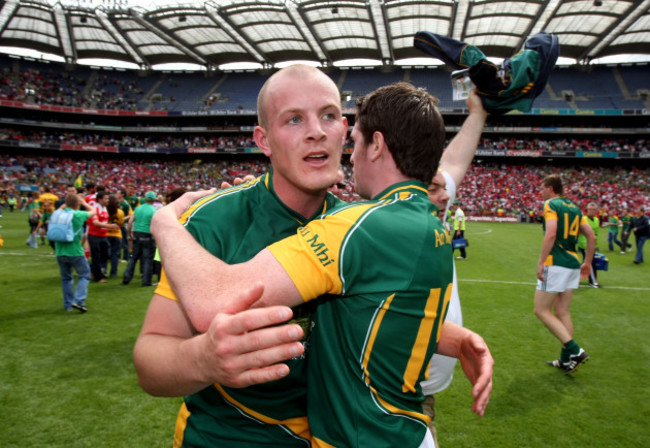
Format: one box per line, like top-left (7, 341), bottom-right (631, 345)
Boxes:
top-left (543, 200), bottom-right (558, 221)
top-left (268, 202), bottom-right (380, 302)
top-left (154, 268), bottom-right (177, 301)
top-left (268, 218), bottom-right (345, 302)
top-left (153, 192), bottom-right (224, 303)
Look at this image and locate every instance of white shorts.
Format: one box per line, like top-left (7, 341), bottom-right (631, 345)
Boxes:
top-left (536, 265), bottom-right (580, 293)
top-left (419, 429), bottom-right (437, 448)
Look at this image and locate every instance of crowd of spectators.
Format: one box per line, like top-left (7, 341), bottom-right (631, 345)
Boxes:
top-left (456, 163), bottom-right (649, 218)
top-left (482, 136), bottom-right (649, 154)
top-left (2, 153), bottom-right (648, 218)
top-left (0, 67), bottom-right (144, 110)
top-left (0, 128), bottom-right (255, 150)
top-left (0, 127), bottom-right (647, 155)
top-left (0, 154), bottom-right (267, 198)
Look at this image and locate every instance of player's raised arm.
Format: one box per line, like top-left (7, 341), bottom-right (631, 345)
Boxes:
top-left (439, 90), bottom-right (487, 186)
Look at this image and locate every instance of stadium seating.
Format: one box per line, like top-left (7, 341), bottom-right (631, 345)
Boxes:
top-left (0, 54), bottom-right (647, 112)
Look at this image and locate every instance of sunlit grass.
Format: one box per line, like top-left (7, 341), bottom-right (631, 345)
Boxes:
top-left (1, 212), bottom-right (648, 447)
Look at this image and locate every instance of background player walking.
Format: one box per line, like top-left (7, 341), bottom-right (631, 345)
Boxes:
top-left (534, 174), bottom-right (595, 374)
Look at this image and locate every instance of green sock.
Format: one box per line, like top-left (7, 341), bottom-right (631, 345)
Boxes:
top-left (564, 339), bottom-right (580, 356)
top-left (560, 347), bottom-right (570, 363)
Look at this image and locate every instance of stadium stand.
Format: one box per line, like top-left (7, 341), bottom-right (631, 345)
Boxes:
top-left (0, 55), bottom-right (647, 222)
top-left (0, 55), bottom-right (648, 111)
top-left (207, 71), bottom-right (269, 112)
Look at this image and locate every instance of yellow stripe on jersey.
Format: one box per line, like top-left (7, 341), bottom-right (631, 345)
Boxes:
top-left (357, 294), bottom-right (429, 423)
top-left (378, 184), bottom-right (428, 200)
top-left (361, 293), bottom-right (395, 385)
top-left (154, 268), bottom-right (176, 301)
top-left (156, 179), bottom-right (264, 302)
top-left (543, 200), bottom-right (558, 221)
top-left (312, 395), bottom-right (429, 447)
top-left (435, 284), bottom-right (453, 344)
top-left (268, 201), bottom-right (384, 302)
top-left (179, 177), bottom-right (262, 226)
top-left (402, 288), bottom-right (443, 393)
top-left (214, 384), bottom-right (311, 441)
top-left (173, 402), bottom-right (191, 448)
top-left (567, 250), bottom-right (580, 262)
top-left (370, 383), bottom-right (430, 424)
top-left (312, 437), bottom-right (338, 448)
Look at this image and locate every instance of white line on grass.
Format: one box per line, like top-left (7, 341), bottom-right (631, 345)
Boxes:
top-left (3, 251), bottom-right (647, 291)
top-left (469, 229), bottom-right (493, 235)
top-left (0, 252), bottom-right (55, 257)
top-left (461, 278), bottom-right (650, 291)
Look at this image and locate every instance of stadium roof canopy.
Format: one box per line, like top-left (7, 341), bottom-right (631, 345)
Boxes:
top-left (0, 0), bottom-right (649, 70)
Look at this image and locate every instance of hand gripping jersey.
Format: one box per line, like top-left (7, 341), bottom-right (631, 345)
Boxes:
top-left (154, 169), bottom-right (341, 448)
top-left (542, 197), bottom-right (588, 269)
top-left (268, 181), bottom-right (454, 448)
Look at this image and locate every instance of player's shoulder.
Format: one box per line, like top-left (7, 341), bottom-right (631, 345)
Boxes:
top-left (181, 178), bottom-right (265, 224)
top-left (328, 193), bottom-right (435, 235)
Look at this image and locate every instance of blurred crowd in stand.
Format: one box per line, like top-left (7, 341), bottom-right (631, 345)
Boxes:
top-left (1, 154), bottom-right (648, 218)
top-left (0, 128), bottom-right (255, 150)
top-left (0, 68), bottom-right (144, 110)
top-left (482, 136), bottom-right (648, 153)
top-left (457, 163), bottom-right (649, 219)
top-left (0, 128), bottom-right (647, 154)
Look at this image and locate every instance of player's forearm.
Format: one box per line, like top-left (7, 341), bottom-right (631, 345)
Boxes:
top-left (133, 333), bottom-right (214, 397)
top-left (538, 233), bottom-right (555, 265)
top-left (93, 221), bottom-right (117, 229)
top-left (153, 213), bottom-right (235, 332)
top-left (440, 94), bottom-right (487, 185)
top-left (435, 321), bottom-right (469, 358)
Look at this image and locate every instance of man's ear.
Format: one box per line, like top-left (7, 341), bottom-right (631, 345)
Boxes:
top-left (369, 131), bottom-right (385, 162)
top-left (254, 126), bottom-right (272, 157)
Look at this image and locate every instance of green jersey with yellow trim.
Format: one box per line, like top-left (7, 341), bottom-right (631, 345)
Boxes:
top-left (542, 197), bottom-right (586, 269)
top-left (154, 169), bottom-right (341, 448)
top-left (268, 181), bottom-right (453, 448)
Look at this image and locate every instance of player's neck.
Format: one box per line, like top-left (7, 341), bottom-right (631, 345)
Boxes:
top-left (272, 180), bottom-right (328, 219)
top-left (280, 189), bottom-right (328, 218)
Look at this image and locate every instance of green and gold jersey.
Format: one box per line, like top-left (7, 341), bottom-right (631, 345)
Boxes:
top-left (155, 169), bottom-right (341, 448)
top-left (542, 197), bottom-right (586, 269)
top-left (126, 194), bottom-right (142, 210)
top-left (269, 181), bottom-right (453, 448)
top-left (621, 214), bottom-right (632, 232)
top-left (119, 199), bottom-right (132, 217)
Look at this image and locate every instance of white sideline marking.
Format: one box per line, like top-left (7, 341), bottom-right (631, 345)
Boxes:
top-left (469, 228), bottom-right (493, 235)
top-left (0, 252), bottom-right (55, 257)
top-left (2, 251), bottom-right (648, 291)
top-left (461, 278), bottom-right (650, 291)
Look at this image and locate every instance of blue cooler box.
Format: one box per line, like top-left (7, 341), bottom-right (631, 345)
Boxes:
top-left (594, 252), bottom-right (609, 271)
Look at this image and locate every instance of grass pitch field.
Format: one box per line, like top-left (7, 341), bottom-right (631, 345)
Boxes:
top-left (1, 209), bottom-right (648, 447)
